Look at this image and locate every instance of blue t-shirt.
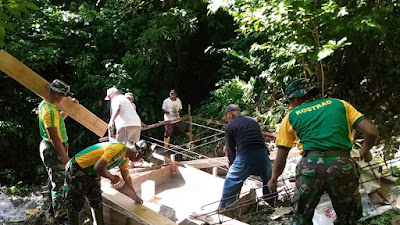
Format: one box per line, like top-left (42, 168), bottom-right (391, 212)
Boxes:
top-left (225, 115), bottom-right (266, 165)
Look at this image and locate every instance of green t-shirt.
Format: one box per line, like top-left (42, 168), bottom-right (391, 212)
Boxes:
top-left (38, 101), bottom-right (68, 142)
top-left (276, 98), bottom-right (365, 152)
top-left (74, 142), bottom-right (129, 175)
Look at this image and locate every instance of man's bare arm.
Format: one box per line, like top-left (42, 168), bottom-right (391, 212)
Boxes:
top-left (267, 148), bottom-right (289, 191)
top-left (108, 106), bottom-right (121, 135)
top-left (94, 158), bottom-right (119, 183)
top-left (355, 119), bottom-right (379, 162)
top-left (47, 128), bottom-right (70, 165)
top-left (120, 169), bottom-right (143, 203)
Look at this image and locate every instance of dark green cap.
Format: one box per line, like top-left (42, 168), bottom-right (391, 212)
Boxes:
top-left (284, 78), bottom-right (318, 102)
top-left (49, 79), bottom-right (73, 97)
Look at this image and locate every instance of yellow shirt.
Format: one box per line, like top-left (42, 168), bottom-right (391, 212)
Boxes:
top-left (74, 142), bottom-right (129, 174)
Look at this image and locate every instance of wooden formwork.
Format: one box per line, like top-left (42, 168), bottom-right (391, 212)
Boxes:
top-left (102, 165), bottom-right (250, 225)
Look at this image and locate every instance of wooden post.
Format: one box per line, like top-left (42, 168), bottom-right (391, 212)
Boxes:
top-left (212, 167), bottom-right (218, 177)
top-left (188, 104), bottom-right (193, 142)
top-left (170, 154), bottom-right (176, 172)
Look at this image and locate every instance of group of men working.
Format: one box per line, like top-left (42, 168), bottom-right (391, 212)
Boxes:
top-left (38, 81), bottom-right (189, 225)
top-left (38, 78), bottom-right (380, 225)
top-left (219, 78), bottom-right (380, 225)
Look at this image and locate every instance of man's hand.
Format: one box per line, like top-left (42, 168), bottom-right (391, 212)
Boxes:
top-left (110, 175), bottom-right (120, 184)
top-left (71, 98), bottom-right (79, 104)
top-left (64, 158), bottom-right (71, 170)
top-left (108, 121), bottom-right (114, 134)
top-left (360, 150), bottom-right (373, 162)
top-left (267, 178), bottom-right (278, 191)
top-left (62, 156), bottom-right (71, 166)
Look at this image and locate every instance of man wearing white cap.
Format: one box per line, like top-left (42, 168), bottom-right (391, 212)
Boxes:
top-left (125, 92), bottom-right (147, 128)
top-left (105, 87), bottom-right (142, 144)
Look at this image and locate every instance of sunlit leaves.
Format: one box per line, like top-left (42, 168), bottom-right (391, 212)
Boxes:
top-left (0, 0), bottom-right (38, 46)
top-left (317, 37), bottom-right (352, 61)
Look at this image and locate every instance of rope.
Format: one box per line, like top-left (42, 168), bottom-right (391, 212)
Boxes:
top-left (190, 137), bottom-right (225, 150)
top-left (181, 132), bottom-right (224, 146)
top-left (141, 135), bottom-right (229, 172)
top-left (187, 121), bottom-right (225, 133)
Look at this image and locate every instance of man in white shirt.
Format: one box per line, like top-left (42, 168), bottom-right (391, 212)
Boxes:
top-left (105, 87), bottom-right (142, 144)
top-left (125, 92), bottom-right (147, 128)
top-left (162, 89), bottom-right (191, 147)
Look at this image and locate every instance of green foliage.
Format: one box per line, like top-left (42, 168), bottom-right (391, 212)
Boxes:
top-left (208, 0), bottom-right (400, 140)
top-left (0, 0), bottom-right (400, 188)
top-left (196, 76), bottom-right (287, 132)
top-left (389, 166), bottom-right (399, 177)
top-left (0, 168), bottom-right (17, 184)
top-left (5, 181), bottom-right (31, 197)
top-left (359, 208), bottom-right (400, 225)
top-left (0, 0), bottom-right (38, 46)
top-left (0, 0), bottom-right (234, 185)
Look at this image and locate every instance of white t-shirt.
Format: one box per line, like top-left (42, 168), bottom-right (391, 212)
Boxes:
top-left (111, 95), bottom-right (141, 129)
top-left (162, 97), bottom-right (182, 122)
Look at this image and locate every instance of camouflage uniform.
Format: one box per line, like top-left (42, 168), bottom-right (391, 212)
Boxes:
top-left (39, 140), bottom-right (68, 222)
top-left (292, 155), bottom-right (362, 225)
top-left (65, 142), bottom-right (130, 213)
top-left (276, 95), bottom-right (367, 224)
top-left (65, 159), bottom-right (102, 213)
top-left (38, 80), bottom-right (73, 224)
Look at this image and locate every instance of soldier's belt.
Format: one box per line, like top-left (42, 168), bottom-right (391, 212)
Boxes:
top-left (303, 150), bottom-right (350, 158)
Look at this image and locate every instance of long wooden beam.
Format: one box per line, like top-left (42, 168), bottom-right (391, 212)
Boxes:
top-left (0, 50), bottom-right (107, 137)
top-left (183, 157), bottom-right (227, 169)
top-left (141, 115), bottom-right (189, 131)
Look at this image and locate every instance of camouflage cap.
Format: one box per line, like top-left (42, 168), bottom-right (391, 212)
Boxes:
top-left (49, 79), bottom-right (73, 97)
top-left (284, 78), bottom-right (319, 103)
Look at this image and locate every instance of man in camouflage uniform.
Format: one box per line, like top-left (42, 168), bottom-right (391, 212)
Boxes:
top-left (65, 141), bottom-right (143, 225)
top-left (38, 79), bottom-right (77, 224)
top-left (267, 79), bottom-right (379, 225)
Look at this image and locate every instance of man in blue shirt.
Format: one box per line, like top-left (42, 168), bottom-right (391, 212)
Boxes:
top-left (219, 104), bottom-right (275, 208)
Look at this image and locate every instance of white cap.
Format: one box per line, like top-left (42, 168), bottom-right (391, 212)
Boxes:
top-left (125, 92), bottom-right (133, 98)
top-left (104, 87), bottom-right (119, 100)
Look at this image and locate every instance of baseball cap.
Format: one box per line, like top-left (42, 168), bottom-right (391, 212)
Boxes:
top-left (170, 89), bottom-right (176, 94)
top-left (284, 78), bottom-right (319, 103)
top-left (125, 92), bottom-right (133, 98)
top-left (223, 104), bottom-right (241, 119)
top-left (49, 79), bottom-right (73, 97)
top-left (104, 87), bottom-right (119, 100)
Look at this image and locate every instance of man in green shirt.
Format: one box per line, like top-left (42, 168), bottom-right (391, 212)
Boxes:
top-left (65, 141), bottom-right (142, 225)
top-left (38, 79), bottom-right (77, 224)
top-left (267, 79), bottom-right (379, 225)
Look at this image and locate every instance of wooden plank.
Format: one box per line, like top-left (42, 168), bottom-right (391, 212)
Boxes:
top-left (183, 157), bottom-right (227, 169)
top-left (0, 50), bottom-right (107, 137)
top-left (101, 180), bottom-right (178, 225)
top-left (141, 115), bottom-right (189, 131)
top-left (103, 202), bottom-right (149, 225)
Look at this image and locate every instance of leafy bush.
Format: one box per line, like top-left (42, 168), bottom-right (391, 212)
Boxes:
top-left (5, 181), bottom-right (31, 197)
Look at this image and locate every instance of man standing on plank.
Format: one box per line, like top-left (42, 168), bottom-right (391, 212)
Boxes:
top-left (65, 141), bottom-right (143, 225)
top-left (267, 78), bottom-right (379, 225)
top-left (220, 104), bottom-right (275, 208)
top-left (38, 79), bottom-right (77, 224)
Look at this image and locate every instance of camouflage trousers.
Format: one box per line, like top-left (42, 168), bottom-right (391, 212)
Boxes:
top-left (65, 159), bottom-right (102, 213)
top-left (292, 155), bottom-right (362, 225)
top-left (39, 140), bottom-right (69, 223)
